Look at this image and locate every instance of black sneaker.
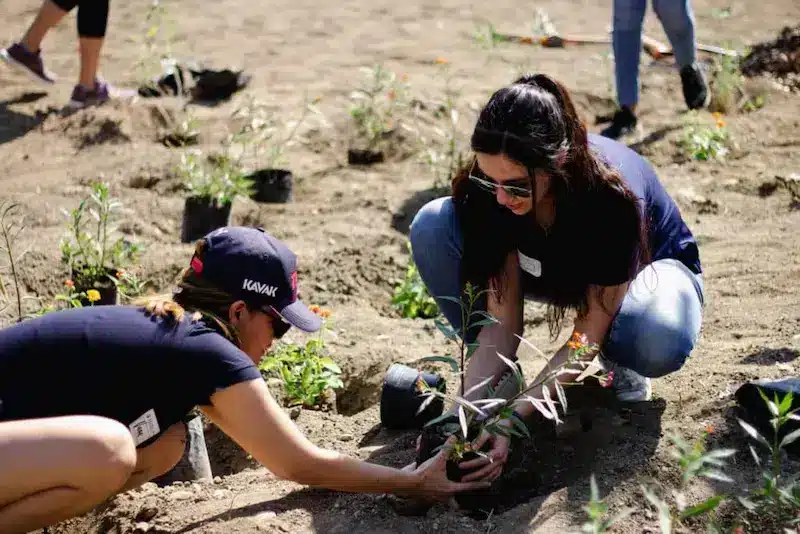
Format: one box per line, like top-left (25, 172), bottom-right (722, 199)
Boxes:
top-left (680, 63), bottom-right (709, 110)
top-left (600, 107), bottom-right (638, 140)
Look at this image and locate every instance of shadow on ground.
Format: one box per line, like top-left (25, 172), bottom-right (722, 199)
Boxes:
top-left (741, 347), bottom-right (800, 366)
top-left (0, 91), bottom-right (49, 145)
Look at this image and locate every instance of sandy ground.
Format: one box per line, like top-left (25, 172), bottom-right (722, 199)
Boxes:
top-left (1, 0), bottom-right (799, 532)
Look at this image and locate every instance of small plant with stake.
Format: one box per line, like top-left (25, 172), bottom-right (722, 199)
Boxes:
top-left (60, 183), bottom-right (142, 305)
top-left (0, 201), bottom-right (28, 323)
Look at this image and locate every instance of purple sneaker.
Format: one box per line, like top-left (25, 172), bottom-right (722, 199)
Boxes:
top-left (0, 42), bottom-right (56, 84)
top-left (68, 79), bottom-right (111, 109)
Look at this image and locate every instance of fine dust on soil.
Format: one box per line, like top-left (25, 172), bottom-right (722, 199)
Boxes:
top-left (1, 0), bottom-right (800, 532)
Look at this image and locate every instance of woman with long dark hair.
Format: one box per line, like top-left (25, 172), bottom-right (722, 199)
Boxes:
top-left (0, 227), bottom-right (486, 534)
top-left (410, 74), bottom-right (704, 481)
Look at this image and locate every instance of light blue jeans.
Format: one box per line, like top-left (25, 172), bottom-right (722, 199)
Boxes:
top-left (409, 197), bottom-right (705, 378)
top-left (613, 0), bottom-right (698, 108)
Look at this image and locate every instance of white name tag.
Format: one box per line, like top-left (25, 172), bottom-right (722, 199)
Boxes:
top-left (129, 408), bottom-right (160, 445)
top-left (518, 251), bottom-right (542, 277)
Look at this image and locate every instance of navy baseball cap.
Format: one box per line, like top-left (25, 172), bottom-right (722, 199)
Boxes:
top-left (190, 226), bottom-right (321, 333)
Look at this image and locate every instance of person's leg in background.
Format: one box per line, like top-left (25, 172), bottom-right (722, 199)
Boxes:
top-left (69, 0), bottom-right (112, 108)
top-left (0, 0), bottom-right (77, 84)
top-left (652, 0), bottom-right (709, 110)
top-left (601, 0), bottom-right (648, 139)
top-left (602, 258), bottom-right (705, 402)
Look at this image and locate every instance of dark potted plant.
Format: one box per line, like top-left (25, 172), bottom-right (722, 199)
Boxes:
top-left (60, 182), bottom-right (144, 306)
top-left (178, 150), bottom-right (254, 243)
top-left (347, 64), bottom-right (410, 165)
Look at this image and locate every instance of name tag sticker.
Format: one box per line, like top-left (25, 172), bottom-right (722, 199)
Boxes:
top-left (518, 251), bottom-right (542, 277)
top-left (129, 408), bottom-right (160, 445)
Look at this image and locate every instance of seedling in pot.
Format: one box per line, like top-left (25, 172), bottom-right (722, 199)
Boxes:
top-left (177, 150), bottom-right (253, 243)
top-left (60, 182), bottom-right (143, 305)
top-left (347, 64), bottom-right (411, 164)
top-left (228, 94), bottom-right (322, 203)
top-left (414, 282), bottom-right (611, 490)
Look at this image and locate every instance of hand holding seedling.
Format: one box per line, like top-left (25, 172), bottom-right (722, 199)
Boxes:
top-left (402, 435), bottom-right (491, 500)
top-left (458, 420), bottom-right (512, 482)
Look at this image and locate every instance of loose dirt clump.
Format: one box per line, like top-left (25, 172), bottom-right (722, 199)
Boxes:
top-left (741, 25), bottom-right (800, 91)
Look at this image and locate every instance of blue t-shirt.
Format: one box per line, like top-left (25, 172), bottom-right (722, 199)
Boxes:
top-left (511, 134), bottom-right (700, 300)
top-left (0, 306), bottom-right (262, 447)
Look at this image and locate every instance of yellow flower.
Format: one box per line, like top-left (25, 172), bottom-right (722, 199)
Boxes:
top-left (86, 289), bottom-right (101, 303)
top-left (711, 112), bottom-right (723, 120)
top-left (434, 57), bottom-right (449, 65)
top-left (320, 309), bottom-right (331, 318)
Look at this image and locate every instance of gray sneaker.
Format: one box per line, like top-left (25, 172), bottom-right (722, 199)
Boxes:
top-left (0, 42), bottom-right (56, 84)
top-left (599, 355), bottom-right (652, 402)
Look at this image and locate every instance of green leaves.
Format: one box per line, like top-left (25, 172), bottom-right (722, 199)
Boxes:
top-left (391, 250), bottom-right (439, 319)
top-left (434, 318), bottom-right (458, 341)
top-left (678, 495), bottom-right (724, 521)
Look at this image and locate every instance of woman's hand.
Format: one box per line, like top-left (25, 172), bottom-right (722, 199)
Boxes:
top-left (457, 420), bottom-right (512, 483)
top-left (402, 436), bottom-right (491, 501)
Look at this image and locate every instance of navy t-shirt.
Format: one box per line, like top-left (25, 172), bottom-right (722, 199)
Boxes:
top-left (513, 134), bottom-right (700, 300)
top-left (0, 306), bottom-right (262, 448)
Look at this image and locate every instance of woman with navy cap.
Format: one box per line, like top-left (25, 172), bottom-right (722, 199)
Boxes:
top-left (0, 226), bottom-right (487, 534)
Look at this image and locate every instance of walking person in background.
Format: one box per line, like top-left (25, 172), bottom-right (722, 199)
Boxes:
top-left (601, 0), bottom-right (709, 139)
top-left (1, 0), bottom-right (113, 108)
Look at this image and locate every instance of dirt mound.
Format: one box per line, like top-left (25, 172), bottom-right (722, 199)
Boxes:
top-left (741, 25), bottom-right (800, 91)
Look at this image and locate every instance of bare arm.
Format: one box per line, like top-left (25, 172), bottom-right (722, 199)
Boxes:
top-left (201, 379), bottom-right (487, 496)
top-left (460, 252), bottom-right (524, 402)
top-left (511, 281), bottom-right (629, 418)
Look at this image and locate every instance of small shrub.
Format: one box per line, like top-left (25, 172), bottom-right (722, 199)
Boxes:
top-left (710, 52), bottom-right (766, 115)
top-left (177, 150), bottom-right (254, 207)
top-left (678, 112), bottom-right (730, 161)
top-left (258, 306), bottom-right (343, 409)
top-left (391, 244), bottom-right (438, 319)
top-left (348, 64), bottom-right (411, 151)
top-left (60, 182), bottom-right (143, 290)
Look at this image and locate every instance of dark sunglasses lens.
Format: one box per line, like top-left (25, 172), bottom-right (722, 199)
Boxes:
top-left (273, 319), bottom-right (291, 339)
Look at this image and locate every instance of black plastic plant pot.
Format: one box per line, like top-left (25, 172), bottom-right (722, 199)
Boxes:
top-left (161, 131), bottom-right (199, 148)
top-left (74, 267), bottom-right (119, 306)
top-left (247, 169), bottom-right (293, 204)
top-left (736, 378), bottom-right (800, 455)
top-left (379, 363), bottom-right (445, 430)
top-left (347, 148), bottom-right (384, 165)
top-left (181, 196), bottom-right (232, 244)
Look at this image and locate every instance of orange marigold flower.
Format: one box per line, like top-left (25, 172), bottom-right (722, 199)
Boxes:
top-left (716, 119), bottom-right (726, 128)
top-left (567, 340), bottom-right (580, 350)
top-left (434, 57), bottom-right (449, 65)
top-left (309, 305), bottom-right (321, 314)
top-left (320, 310), bottom-right (331, 318)
top-left (116, 270), bottom-right (124, 278)
top-left (705, 424), bottom-right (714, 434)
top-left (712, 112), bottom-right (723, 119)
top-left (64, 279), bottom-right (75, 288)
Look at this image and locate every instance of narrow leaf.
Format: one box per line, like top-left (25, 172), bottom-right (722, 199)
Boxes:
top-left (463, 376), bottom-right (494, 397)
top-left (749, 444), bottom-right (762, 466)
top-left (458, 405), bottom-right (468, 439)
top-left (525, 395), bottom-right (554, 420)
top-left (434, 318), bottom-right (458, 340)
top-left (642, 486), bottom-right (672, 534)
top-left (470, 318), bottom-right (499, 328)
top-left (780, 428), bottom-right (800, 449)
top-left (704, 449), bottom-right (737, 460)
top-left (703, 470), bottom-right (734, 483)
top-left (424, 411), bottom-right (456, 428)
top-left (542, 386), bottom-right (562, 424)
top-left (554, 380), bottom-right (568, 415)
top-left (679, 495), bottom-right (724, 520)
top-left (452, 395), bottom-right (487, 418)
top-left (416, 393), bottom-right (436, 415)
top-left (514, 334), bottom-right (548, 361)
top-left (738, 419), bottom-right (771, 448)
top-left (496, 352), bottom-right (523, 391)
top-left (509, 414), bottom-right (531, 438)
top-left (419, 355), bottom-right (459, 373)
top-left (779, 391), bottom-right (794, 415)
top-left (436, 295), bottom-right (464, 306)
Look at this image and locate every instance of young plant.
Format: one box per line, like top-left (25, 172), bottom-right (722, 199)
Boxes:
top-left (60, 182), bottom-right (143, 291)
top-left (258, 307), bottom-right (344, 410)
top-left (0, 201), bottom-right (27, 323)
top-left (109, 269), bottom-right (153, 301)
top-left (228, 94), bottom-right (321, 171)
top-left (418, 60), bottom-right (468, 190)
top-left (177, 150), bottom-right (254, 207)
top-left (709, 52), bottom-right (766, 114)
top-left (348, 64), bottom-right (411, 151)
top-left (391, 243), bottom-right (439, 319)
top-left (25, 280), bottom-right (99, 319)
top-left (579, 475), bottom-right (634, 534)
top-left (738, 389), bottom-right (800, 527)
top-left (678, 112), bottom-right (730, 161)
top-left (416, 282), bottom-right (610, 465)
top-left (639, 430), bottom-right (736, 533)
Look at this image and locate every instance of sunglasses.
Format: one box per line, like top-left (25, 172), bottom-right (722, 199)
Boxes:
top-left (262, 305), bottom-right (292, 339)
top-left (468, 161), bottom-right (533, 198)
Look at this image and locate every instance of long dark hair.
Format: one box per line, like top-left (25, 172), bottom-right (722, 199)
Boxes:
top-left (452, 73), bottom-right (649, 338)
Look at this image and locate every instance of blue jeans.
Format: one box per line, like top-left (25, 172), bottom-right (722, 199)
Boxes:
top-left (613, 0), bottom-right (697, 108)
top-left (409, 197), bottom-right (705, 378)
